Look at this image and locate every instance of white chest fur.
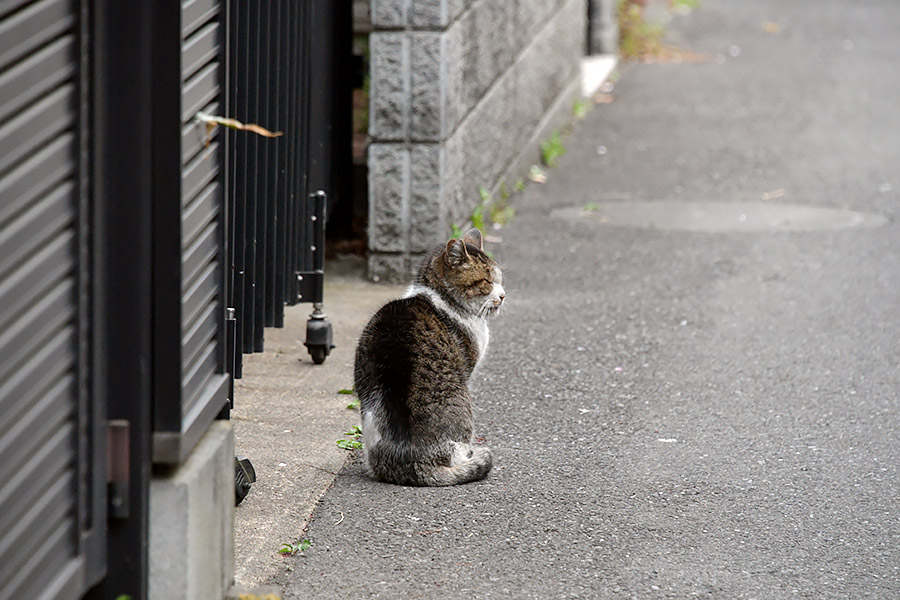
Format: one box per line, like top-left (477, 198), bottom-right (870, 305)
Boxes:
top-left (404, 284), bottom-right (490, 367)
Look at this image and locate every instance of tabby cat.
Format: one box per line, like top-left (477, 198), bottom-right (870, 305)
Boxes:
top-left (354, 228), bottom-right (505, 486)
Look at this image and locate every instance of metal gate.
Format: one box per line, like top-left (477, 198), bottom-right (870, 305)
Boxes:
top-left (0, 1), bottom-right (105, 598)
top-left (226, 0), bottom-right (349, 373)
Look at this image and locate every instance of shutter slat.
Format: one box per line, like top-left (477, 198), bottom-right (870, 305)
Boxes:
top-left (0, 83), bottom-right (75, 176)
top-left (182, 219), bottom-right (218, 291)
top-left (181, 0), bottom-right (217, 39)
top-left (182, 22), bottom-right (218, 81)
top-left (0, 179), bottom-right (74, 278)
top-left (0, 34), bottom-right (74, 123)
top-left (0, 0), bottom-right (75, 69)
top-left (182, 180), bottom-right (219, 246)
top-left (181, 62), bottom-right (219, 124)
top-left (0, 134), bottom-right (74, 226)
top-left (182, 260), bottom-right (217, 331)
top-left (0, 276), bottom-right (74, 383)
top-left (182, 142), bottom-right (219, 205)
top-left (0, 231), bottom-right (74, 332)
top-left (181, 340), bottom-right (217, 415)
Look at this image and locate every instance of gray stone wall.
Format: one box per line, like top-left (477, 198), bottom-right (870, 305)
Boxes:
top-left (368, 0), bottom-right (588, 281)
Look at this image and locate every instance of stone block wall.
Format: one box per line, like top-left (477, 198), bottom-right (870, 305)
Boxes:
top-left (368, 0), bottom-right (588, 281)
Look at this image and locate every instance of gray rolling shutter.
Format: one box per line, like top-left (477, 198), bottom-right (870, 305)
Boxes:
top-left (0, 1), bottom-right (103, 598)
top-left (152, 0), bottom-right (230, 464)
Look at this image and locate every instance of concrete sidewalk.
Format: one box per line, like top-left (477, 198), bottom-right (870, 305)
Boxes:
top-left (235, 0), bottom-right (900, 598)
top-left (230, 257), bottom-right (403, 594)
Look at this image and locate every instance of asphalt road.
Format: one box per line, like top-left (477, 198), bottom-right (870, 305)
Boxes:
top-left (280, 1), bottom-right (900, 597)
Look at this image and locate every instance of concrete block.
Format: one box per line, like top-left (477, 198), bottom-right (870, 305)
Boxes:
top-left (370, 33), bottom-right (409, 141)
top-left (409, 145), bottom-right (445, 252)
top-left (410, 33), bottom-right (444, 141)
top-left (149, 421), bottom-right (234, 600)
top-left (409, 0), bottom-right (445, 28)
top-left (407, 0), bottom-right (471, 29)
top-left (368, 144), bottom-right (409, 253)
top-left (445, 0), bottom-right (468, 25)
top-left (367, 253), bottom-right (413, 283)
top-left (371, 0), bottom-right (407, 28)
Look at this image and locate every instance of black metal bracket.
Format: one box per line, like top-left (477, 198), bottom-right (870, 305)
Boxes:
top-left (295, 271), bottom-right (324, 303)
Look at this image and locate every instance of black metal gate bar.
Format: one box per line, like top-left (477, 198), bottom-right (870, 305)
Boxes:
top-left (264, 0), bottom-right (281, 329)
top-left (251, 1), bottom-right (269, 351)
top-left (272, 0), bottom-right (291, 328)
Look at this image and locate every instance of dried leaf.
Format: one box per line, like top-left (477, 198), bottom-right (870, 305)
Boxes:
top-left (762, 21), bottom-right (780, 34)
top-left (196, 111), bottom-right (284, 139)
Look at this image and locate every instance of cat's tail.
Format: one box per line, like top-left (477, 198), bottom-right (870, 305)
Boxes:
top-left (367, 441), bottom-right (492, 487)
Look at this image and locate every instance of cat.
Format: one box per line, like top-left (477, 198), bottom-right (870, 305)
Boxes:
top-left (354, 228), bottom-right (505, 486)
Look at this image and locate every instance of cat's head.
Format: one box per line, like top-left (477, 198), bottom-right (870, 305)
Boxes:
top-left (421, 228), bottom-right (505, 317)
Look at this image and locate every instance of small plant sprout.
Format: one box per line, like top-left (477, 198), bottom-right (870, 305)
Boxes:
top-left (347, 398), bottom-right (360, 410)
top-left (498, 179), bottom-right (510, 201)
top-left (514, 178), bottom-right (525, 192)
top-left (336, 438), bottom-right (363, 450)
top-left (450, 223), bottom-right (464, 238)
top-left (583, 203), bottom-right (600, 212)
top-left (470, 203), bottom-right (487, 232)
top-left (478, 186), bottom-right (492, 203)
top-left (489, 204), bottom-right (516, 227)
top-left (573, 99), bottom-right (589, 119)
top-left (337, 388), bottom-right (355, 395)
top-left (540, 132), bottom-right (567, 168)
top-left (279, 539), bottom-right (311, 556)
top-left (337, 425), bottom-right (363, 450)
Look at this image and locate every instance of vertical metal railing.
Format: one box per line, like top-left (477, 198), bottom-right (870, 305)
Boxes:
top-left (226, 0), bottom-right (343, 376)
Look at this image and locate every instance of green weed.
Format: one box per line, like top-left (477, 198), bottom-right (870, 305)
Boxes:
top-left (336, 439), bottom-right (363, 450)
top-left (337, 425), bottom-right (363, 450)
top-left (490, 204), bottom-right (516, 226)
top-left (279, 539), bottom-right (311, 556)
top-left (540, 132), bottom-right (567, 168)
top-left (618, 0), bottom-right (665, 59)
top-left (573, 99), bottom-right (590, 119)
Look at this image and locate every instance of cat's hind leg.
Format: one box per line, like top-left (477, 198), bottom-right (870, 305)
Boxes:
top-left (365, 439), bottom-right (492, 486)
top-left (412, 442), bottom-right (492, 486)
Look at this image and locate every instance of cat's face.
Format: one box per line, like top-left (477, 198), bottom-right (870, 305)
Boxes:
top-left (441, 230), bottom-right (506, 317)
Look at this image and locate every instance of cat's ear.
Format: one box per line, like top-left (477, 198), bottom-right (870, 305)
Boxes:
top-left (462, 227), bottom-right (484, 251)
top-left (445, 238), bottom-right (469, 265)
